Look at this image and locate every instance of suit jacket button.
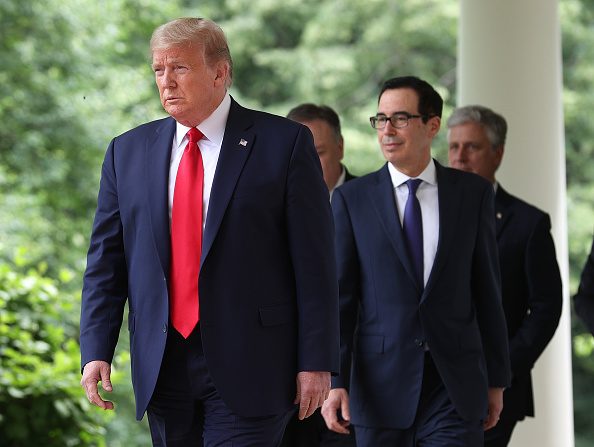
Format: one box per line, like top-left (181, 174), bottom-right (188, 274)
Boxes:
top-left (162, 323), bottom-right (167, 333)
top-left (414, 338), bottom-right (424, 347)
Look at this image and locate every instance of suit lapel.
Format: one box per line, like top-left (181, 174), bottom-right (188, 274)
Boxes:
top-left (422, 163), bottom-right (461, 300)
top-left (495, 186), bottom-right (513, 239)
top-left (368, 165), bottom-right (422, 293)
top-left (147, 118), bottom-right (176, 277)
top-left (201, 99), bottom-right (254, 266)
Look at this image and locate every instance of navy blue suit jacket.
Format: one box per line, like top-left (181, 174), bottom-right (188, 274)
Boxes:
top-left (80, 98), bottom-right (339, 420)
top-left (495, 186), bottom-right (562, 421)
top-left (330, 161), bottom-right (510, 429)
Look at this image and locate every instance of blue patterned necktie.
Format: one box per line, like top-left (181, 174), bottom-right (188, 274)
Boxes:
top-left (403, 179), bottom-right (424, 289)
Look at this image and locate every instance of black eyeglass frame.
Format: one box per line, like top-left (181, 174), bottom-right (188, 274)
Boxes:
top-left (369, 112), bottom-right (430, 129)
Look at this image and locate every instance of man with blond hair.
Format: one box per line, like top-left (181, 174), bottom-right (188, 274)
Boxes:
top-left (80, 17), bottom-right (338, 446)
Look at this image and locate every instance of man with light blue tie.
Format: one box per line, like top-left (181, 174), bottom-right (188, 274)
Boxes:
top-left (321, 76), bottom-right (511, 446)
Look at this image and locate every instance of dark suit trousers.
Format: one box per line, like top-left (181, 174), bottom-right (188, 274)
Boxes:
top-left (354, 353), bottom-right (483, 447)
top-left (147, 326), bottom-right (293, 447)
top-left (280, 407), bottom-right (356, 447)
top-left (483, 410), bottom-right (518, 447)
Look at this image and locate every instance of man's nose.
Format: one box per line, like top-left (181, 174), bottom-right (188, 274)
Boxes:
top-left (453, 147), bottom-right (468, 160)
top-left (382, 118), bottom-right (398, 134)
top-left (159, 69), bottom-right (176, 88)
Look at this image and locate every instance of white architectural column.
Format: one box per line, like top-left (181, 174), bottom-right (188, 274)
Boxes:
top-left (457, 1), bottom-right (574, 446)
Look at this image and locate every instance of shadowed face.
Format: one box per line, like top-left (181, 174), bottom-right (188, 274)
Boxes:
top-left (300, 119), bottom-right (344, 190)
top-left (448, 122), bottom-right (503, 183)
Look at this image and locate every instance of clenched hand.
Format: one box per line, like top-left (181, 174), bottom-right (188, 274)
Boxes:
top-left (81, 360), bottom-right (114, 410)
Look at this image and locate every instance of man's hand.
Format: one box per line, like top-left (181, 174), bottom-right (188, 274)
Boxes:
top-left (321, 388), bottom-right (351, 434)
top-left (81, 360), bottom-right (114, 410)
top-left (294, 371), bottom-right (330, 420)
top-left (484, 387), bottom-right (504, 430)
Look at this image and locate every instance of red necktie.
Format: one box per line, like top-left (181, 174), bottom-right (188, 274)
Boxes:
top-left (170, 127), bottom-right (204, 338)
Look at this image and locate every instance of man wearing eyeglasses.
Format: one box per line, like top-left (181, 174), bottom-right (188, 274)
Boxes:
top-left (321, 76), bottom-right (510, 446)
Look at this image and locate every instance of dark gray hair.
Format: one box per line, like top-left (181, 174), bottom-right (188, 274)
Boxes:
top-left (379, 76), bottom-right (443, 121)
top-left (447, 105), bottom-right (507, 148)
top-left (287, 103), bottom-right (342, 143)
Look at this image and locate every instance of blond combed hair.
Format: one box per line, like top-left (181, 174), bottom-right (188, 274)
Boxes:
top-left (150, 17), bottom-right (233, 88)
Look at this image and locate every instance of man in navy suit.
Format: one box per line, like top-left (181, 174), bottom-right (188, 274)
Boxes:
top-left (283, 103), bottom-right (357, 447)
top-left (287, 104), bottom-right (357, 202)
top-left (79, 17), bottom-right (339, 446)
top-left (447, 105), bottom-right (562, 446)
top-left (321, 76), bottom-right (510, 446)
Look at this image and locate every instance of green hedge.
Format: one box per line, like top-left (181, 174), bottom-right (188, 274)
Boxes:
top-left (0, 262), bottom-right (109, 446)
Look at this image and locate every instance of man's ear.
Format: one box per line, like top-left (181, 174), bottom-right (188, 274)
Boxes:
top-left (495, 145), bottom-right (505, 168)
top-left (428, 115), bottom-right (441, 137)
top-left (214, 60), bottom-right (229, 85)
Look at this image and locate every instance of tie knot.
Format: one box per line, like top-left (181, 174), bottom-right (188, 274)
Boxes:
top-left (187, 127), bottom-right (203, 144)
top-left (406, 178), bottom-right (422, 194)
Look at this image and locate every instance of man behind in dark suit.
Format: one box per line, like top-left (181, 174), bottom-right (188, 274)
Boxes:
top-left (321, 76), bottom-right (511, 447)
top-left (287, 104), bottom-right (356, 202)
top-left (447, 105), bottom-right (562, 447)
top-left (79, 17), bottom-right (339, 446)
top-left (283, 103), bottom-right (357, 447)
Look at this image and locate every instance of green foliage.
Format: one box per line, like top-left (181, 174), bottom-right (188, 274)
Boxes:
top-left (562, 1), bottom-right (594, 443)
top-left (0, 0), bottom-right (99, 271)
top-left (572, 322), bottom-right (594, 445)
top-left (1, 0), bottom-right (594, 443)
top-left (0, 261), bottom-right (108, 446)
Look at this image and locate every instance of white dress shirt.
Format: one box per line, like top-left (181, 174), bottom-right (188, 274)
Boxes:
top-left (387, 160), bottom-right (440, 286)
top-left (329, 165), bottom-right (347, 202)
top-left (168, 92), bottom-right (231, 228)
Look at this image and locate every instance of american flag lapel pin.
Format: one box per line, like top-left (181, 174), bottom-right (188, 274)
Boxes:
top-left (239, 139), bottom-right (248, 147)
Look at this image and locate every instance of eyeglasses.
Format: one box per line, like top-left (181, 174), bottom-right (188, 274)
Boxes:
top-left (369, 112), bottom-right (427, 130)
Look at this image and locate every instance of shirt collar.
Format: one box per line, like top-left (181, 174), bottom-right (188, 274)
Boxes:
top-left (332, 165), bottom-right (347, 191)
top-left (174, 92), bottom-right (231, 148)
top-left (329, 165), bottom-right (346, 202)
top-left (387, 159), bottom-right (437, 189)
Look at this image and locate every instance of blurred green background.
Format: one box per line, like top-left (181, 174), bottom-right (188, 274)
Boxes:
top-left (1, 0), bottom-right (594, 445)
